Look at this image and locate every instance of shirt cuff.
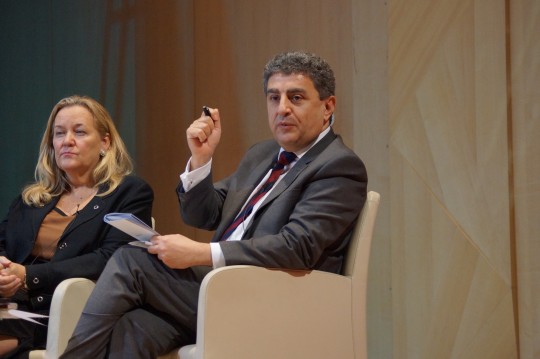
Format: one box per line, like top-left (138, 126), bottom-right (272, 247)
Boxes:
top-left (180, 158), bottom-right (212, 192)
top-left (210, 242), bottom-right (226, 269)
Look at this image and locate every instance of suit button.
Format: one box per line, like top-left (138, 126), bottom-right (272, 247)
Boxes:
top-left (33, 277), bottom-right (39, 284)
top-left (37, 296), bottom-right (44, 302)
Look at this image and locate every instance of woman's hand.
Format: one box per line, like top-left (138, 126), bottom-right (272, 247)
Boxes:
top-left (0, 257), bottom-right (24, 297)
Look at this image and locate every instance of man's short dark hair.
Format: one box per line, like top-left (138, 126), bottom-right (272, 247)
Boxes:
top-left (263, 51), bottom-right (335, 100)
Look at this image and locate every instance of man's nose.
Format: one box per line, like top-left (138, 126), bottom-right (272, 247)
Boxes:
top-left (277, 97), bottom-right (292, 115)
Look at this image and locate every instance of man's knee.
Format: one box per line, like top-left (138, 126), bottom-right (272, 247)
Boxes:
top-left (109, 309), bottom-right (182, 357)
top-left (110, 246), bottom-right (155, 272)
top-left (113, 246), bottom-right (145, 262)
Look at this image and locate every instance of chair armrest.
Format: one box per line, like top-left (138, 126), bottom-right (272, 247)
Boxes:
top-left (186, 265), bottom-right (354, 359)
top-left (45, 278), bottom-right (96, 358)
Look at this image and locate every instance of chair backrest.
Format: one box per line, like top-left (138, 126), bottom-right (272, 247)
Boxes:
top-left (45, 278), bottom-right (96, 358)
top-left (342, 191), bottom-right (380, 277)
top-left (341, 190), bottom-right (380, 359)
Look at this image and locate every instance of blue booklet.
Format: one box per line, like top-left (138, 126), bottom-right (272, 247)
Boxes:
top-left (104, 213), bottom-right (159, 247)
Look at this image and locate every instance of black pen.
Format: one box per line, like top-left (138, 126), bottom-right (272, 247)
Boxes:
top-left (202, 106), bottom-right (211, 117)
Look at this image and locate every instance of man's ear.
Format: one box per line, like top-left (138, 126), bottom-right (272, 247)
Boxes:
top-left (323, 96), bottom-right (336, 124)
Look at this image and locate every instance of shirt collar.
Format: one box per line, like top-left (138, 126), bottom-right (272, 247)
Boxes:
top-left (281, 126), bottom-right (332, 159)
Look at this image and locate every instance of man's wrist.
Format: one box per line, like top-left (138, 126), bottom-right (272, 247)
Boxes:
top-left (197, 243), bottom-right (213, 267)
top-left (189, 155), bottom-right (212, 171)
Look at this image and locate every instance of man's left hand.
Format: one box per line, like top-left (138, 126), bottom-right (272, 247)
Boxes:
top-left (147, 234), bottom-right (212, 269)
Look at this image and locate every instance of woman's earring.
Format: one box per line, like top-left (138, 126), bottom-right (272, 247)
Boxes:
top-left (100, 149), bottom-right (106, 157)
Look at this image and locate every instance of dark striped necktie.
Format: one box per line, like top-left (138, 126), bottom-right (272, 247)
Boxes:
top-left (219, 151), bottom-right (297, 241)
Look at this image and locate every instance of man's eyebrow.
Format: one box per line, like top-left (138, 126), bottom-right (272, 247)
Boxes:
top-left (286, 88), bottom-right (307, 94)
top-left (266, 88), bottom-right (307, 94)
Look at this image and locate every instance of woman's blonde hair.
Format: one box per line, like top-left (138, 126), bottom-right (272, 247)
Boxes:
top-left (22, 95), bottom-right (133, 206)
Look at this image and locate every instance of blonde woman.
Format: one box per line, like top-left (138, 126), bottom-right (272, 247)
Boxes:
top-left (0, 95), bottom-right (153, 358)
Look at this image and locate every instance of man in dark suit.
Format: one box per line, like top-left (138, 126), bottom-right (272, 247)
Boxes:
top-left (61, 51), bottom-right (368, 358)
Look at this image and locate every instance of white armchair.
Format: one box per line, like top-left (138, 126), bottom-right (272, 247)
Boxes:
top-left (28, 277), bottom-right (96, 359)
top-left (28, 193), bottom-right (380, 359)
top-left (163, 190), bottom-right (381, 359)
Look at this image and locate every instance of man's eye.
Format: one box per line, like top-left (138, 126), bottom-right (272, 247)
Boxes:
top-left (269, 95), bottom-right (279, 102)
top-left (291, 95), bottom-right (303, 103)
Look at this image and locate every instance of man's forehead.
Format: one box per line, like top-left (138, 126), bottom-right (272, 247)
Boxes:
top-left (267, 72), bottom-right (315, 91)
top-left (268, 72), bottom-right (309, 81)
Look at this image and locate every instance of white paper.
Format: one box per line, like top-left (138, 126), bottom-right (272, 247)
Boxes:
top-left (128, 240), bottom-right (152, 248)
top-left (0, 305), bottom-right (48, 325)
top-left (104, 213), bottom-right (159, 246)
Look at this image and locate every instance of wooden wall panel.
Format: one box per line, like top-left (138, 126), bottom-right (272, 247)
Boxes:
top-left (134, 0), bottom-right (195, 236)
top-left (511, 0), bottom-right (540, 357)
top-left (351, 1), bottom-right (393, 358)
top-left (391, 159), bottom-right (516, 358)
top-left (389, 0), bottom-right (517, 357)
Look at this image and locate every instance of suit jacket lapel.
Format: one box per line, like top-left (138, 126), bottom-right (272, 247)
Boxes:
top-left (30, 199), bottom-right (58, 245)
top-left (214, 129), bottom-right (336, 240)
top-left (259, 129), bottom-right (337, 207)
top-left (217, 154), bottom-right (276, 235)
top-left (59, 184), bottom-right (108, 239)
